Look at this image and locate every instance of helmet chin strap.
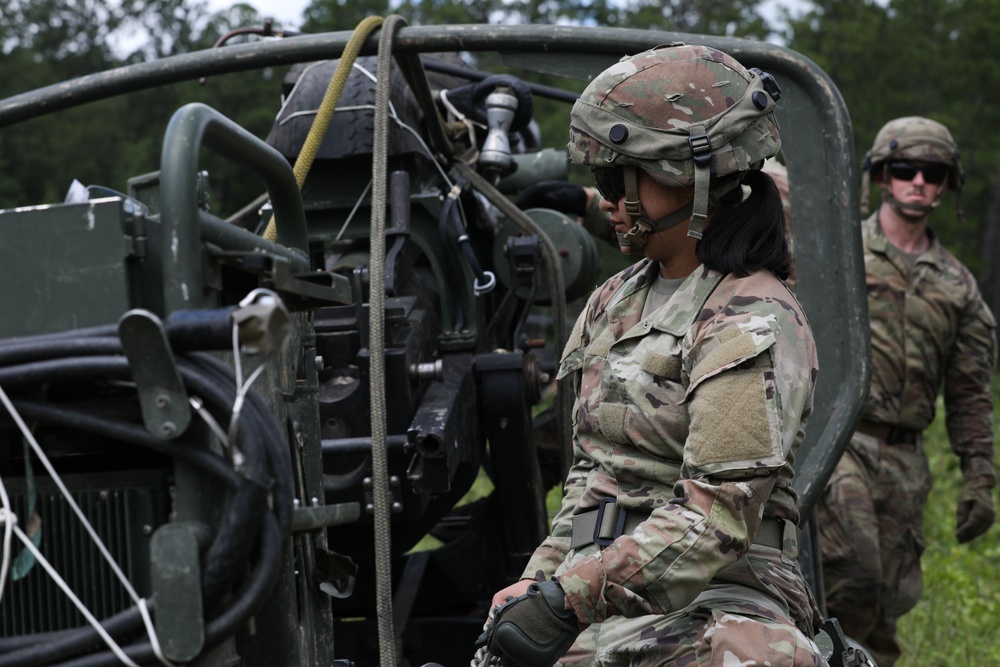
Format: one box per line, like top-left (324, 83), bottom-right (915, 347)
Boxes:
top-left (618, 166), bottom-right (694, 252)
top-left (884, 191), bottom-right (940, 219)
top-left (880, 163), bottom-right (941, 219)
top-left (617, 165), bottom-right (740, 252)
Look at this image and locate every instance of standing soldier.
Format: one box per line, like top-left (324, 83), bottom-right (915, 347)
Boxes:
top-left (818, 116), bottom-right (997, 667)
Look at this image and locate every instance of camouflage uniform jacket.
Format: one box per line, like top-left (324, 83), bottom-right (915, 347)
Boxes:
top-left (523, 259), bottom-right (818, 624)
top-left (860, 212), bottom-right (997, 479)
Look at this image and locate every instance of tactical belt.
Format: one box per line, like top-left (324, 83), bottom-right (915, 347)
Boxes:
top-left (569, 498), bottom-right (799, 557)
top-left (857, 420), bottom-right (918, 445)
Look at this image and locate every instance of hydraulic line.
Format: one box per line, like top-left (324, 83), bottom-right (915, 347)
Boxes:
top-left (0, 332), bottom-right (289, 667)
top-left (437, 190), bottom-right (468, 332)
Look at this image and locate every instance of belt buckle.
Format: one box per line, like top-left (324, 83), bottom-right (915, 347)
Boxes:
top-left (593, 497), bottom-right (627, 547)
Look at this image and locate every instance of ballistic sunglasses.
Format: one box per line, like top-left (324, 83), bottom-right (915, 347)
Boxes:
top-left (593, 166), bottom-right (627, 203)
top-left (887, 161), bottom-right (949, 185)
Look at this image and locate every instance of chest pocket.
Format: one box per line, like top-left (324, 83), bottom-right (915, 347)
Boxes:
top-left (597, 334), bottom-right (688, 460)
top-left (640, 351), bottom-right (683, 383)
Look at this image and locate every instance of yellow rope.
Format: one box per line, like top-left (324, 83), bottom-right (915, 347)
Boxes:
top-left (263, 15), bottom-right (385, 242)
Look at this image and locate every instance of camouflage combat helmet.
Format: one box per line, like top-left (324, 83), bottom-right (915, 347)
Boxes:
top-left (860, 115), bottom-right (964, 219)
top-left (568, 43), bottom-right (782, 250)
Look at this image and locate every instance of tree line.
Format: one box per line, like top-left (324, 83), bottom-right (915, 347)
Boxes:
top-left (2, 0), bottom-right (999, 315)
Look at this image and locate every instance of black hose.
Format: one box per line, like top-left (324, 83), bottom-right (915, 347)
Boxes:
top-left (0, 337), bottom-right (121, 367)
top-left (446, 193), bottom-right (489, 285)
top-left (11, 400), bottom-right (242, 488)
top-left (0, 335), bottom-right (291, 666)
top-left (0, 354), bottom-right (272, 589)
top-left (180, 353), bottom-right (293, 534)
top-left (0, 606), bottom-right (144, 662)
top-left (47, 513), bottom-right (284, 667)
top-left (437, 193), bottom-right (467, 332)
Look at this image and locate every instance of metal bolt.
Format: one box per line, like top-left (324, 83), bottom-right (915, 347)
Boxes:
top-left (391, 502), bottom-right (403, 514)
top-left (155, 393), bottom-right (171, 410)
top-left (314, 355), bottom-right (325, 371)
top-left (142, 524), bottom-right (152, 535)
top-left (365, 503), bottom-right (375, 515)
top-left (160, 422), bottom-right (176, 438)
top-left (362, 477), bottom-right (373, 490)
top-left (389, 476), bottom-right (400, 488)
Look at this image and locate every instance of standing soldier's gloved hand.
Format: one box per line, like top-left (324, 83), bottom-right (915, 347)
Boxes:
top-left (956, 457), bottom-right (996, 543)
top-left (475, 579), bottom-right (579, 667)
top-left (516, 181), bottom-right (588, 218)
top-left (515, 181), bottom-right (613, 246)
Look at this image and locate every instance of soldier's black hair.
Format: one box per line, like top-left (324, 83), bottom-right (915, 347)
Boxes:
top-left (696, 169), bottom-right (791, 280)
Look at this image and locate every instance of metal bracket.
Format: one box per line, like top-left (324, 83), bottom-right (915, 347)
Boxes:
top-left (118, 309), bottom-right (191, 439)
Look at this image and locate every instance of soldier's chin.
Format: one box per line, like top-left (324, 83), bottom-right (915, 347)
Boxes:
top-left (617, 232), bottom-right (633, 255)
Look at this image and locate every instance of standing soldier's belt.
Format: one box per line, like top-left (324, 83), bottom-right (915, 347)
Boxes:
top-left (857, 420), bottom-right (918, 445)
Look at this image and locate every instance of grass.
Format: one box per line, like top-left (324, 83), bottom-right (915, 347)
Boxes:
top-left (895, 384), bottom-right (1000, 667)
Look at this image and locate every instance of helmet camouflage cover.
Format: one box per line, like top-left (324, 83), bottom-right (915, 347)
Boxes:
top-left (863, 116), bottom-right (963, 190)
top-left (568, 44), bottom-right (782, 188)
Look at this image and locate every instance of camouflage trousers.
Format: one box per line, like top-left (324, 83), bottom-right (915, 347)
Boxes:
top-left (817, 431), bottom-right (932, 667)
top-left (555, 583), bottom-right (826, 667)
top-left (549, 529), bottom-right (824, 666)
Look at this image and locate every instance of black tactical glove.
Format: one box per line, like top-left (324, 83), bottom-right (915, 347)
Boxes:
top-left (516, 181), bottom-right (588, 217)
top-left (956, 475), bottom-right (995, 543)
top-left (475, 579), bottom-right (579, 667)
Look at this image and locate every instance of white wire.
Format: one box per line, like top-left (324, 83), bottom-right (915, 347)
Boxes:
top-left (273, 60), bottom-right (332, 127)
top-left (0, 383), bottom-right (142, 606)
top-left (189, 396), bottom-right (231, 452)
top-left (10, 522), bottom-right (142, 667)
top-left (0, 383), bottom-right (174, 662)
top-left (350, 62), bottom-right (458, 189)
top-left (278, 62), bottom-right (463, 247)
top-left (232, 320), bottom-right (244, 389)
top-left (334, 178), bottom-right (373, 243)
top-left (138, 597), bottom-right (178, 667)
top-left (0, 472), bottom-right (13, 604)
top-left (438, 87), bottom-right (484, 144)
top-left (227, 362), bottom-right (268, 451)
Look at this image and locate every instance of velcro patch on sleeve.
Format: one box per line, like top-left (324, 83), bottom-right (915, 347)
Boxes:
top-left (685, 361), bottom-right (778, 468)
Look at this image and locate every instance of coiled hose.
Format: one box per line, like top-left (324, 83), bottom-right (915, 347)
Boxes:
top-left (0, 324), bottom-right (292, 667)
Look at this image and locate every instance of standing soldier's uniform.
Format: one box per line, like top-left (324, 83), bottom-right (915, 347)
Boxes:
top-left (818, 116), bottom-right (997, 667)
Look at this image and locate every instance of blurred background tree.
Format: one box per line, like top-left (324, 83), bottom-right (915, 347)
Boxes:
top-left (2, 0), bottom-right (1000, 322)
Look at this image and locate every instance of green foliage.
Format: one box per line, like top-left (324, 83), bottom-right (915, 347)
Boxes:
top-left (895, 384), bottom-right (1000, 666)
top-left (0, 0), bottom-right (292, 214)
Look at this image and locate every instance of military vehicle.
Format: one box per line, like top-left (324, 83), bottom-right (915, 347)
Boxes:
top-left (0, 19), bottom-right (872, 667)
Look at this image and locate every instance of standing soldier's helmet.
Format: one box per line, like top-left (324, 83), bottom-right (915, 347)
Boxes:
top-left (860, 115), bottom-right (964, 219)
top-left (568, 43), bottom-right (783, 251)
